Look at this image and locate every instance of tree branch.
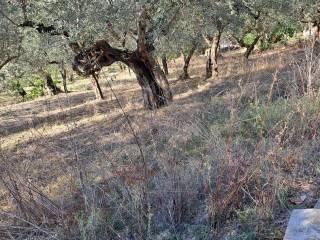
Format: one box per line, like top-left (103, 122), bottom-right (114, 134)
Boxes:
top-left (137, 7), bottom-right (149, 54)
top-left (0, 55), bottom-right (19, 71)
top-left (17, 19), bottom-right (81, 54)
top-left (20, 20), bottom-right (60, 35)
top-left (0, 9), bottom-right (19, 26)
top-left (233, 0), bottom-right (261, 20)
top-left (146, 8), bottom-right (179, 44)
top-left (231, 34), bottom-right (246, 47)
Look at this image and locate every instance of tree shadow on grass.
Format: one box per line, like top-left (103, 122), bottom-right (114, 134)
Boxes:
top-left (0, 46), bottom-right (307, 219)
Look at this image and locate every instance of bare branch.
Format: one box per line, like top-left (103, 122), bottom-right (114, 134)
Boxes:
top-left (0, 55), bottom-right (19, 71)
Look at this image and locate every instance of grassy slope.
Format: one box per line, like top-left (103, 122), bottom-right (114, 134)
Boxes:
top-left (1, 44), bottom-right (320, 239)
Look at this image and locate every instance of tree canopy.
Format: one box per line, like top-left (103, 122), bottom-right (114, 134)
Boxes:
top-left (0, 0), bottom-right (317, 107)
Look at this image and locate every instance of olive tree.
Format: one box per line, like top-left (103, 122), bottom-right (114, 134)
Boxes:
top-left (228, 0), bottom-right (294, 59)
top-left (56, 0), bottom-right (179, 108)
top-left (181, 0), bottom-right (233, 81)
top-left (2, 0), bottom-right (184, 108)
top-left (0, 0), bottom-right (75, 96)
top-left (295, 0), bottom-right (320, 38)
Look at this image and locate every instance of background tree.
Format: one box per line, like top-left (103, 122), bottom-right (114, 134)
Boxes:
top-left (41, 0), bottom-right (180, 109)
top-left (190, 0), bottom-right (231, 80)
top-left (0, 5), bottom-right (23, 71)
top-left (228, 0), bottom-right (293, 59)
top-left (295, 0), bottom-right (320, 38)
top-left (0, 0), bottom-right (76, 97)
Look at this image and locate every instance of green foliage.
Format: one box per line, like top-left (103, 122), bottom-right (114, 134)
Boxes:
top-left (270, 25), bottom-right (296, 45)
top-left (277, 186), bottom-right (290, 210)
top-left (259, 25), bottom-right (297, 51)
top-left (166, 52), bottom-right (180, 60)
top-left (26, 76), bottom-right (45, 100)
top-left (259, 39), bottom-right (272, 51)
top-left (235, 94), bottom-right (320, 146)
top-left (8, 80), bottom-right (24, 95)
top-left (232, 208), bottom-right (258, 240)
top-left (238, 99), bottom-right (291, 139)
top-left (243, 33), bottom-right (257, 46)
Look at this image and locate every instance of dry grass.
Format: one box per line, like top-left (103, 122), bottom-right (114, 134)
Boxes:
top-left (1, 43), bottom-right (320, 239)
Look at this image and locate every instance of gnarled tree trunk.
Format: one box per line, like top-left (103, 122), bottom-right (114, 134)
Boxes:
top-left (134, 9), bottom-right (172, 108)
top-left (205, 32), bottom-right (222, 80)
top-left (316, 22), bottom-right (320, 39)
top-left (127, 59), bottom-right (166, 109)
top-left (232, 33), bottom-right (261, 60)
top-left (154, 62), bottom-right (173, 101)
top-left (73, 40), bottom-right (172, 109)
top-left (125, 51), bottom-right (172, 109)
top-left (72, 8), bottom-right (172, 110)
top-left (179, 43), bottom-right (197, 80)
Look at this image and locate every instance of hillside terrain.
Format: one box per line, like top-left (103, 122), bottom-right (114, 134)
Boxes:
top-left (1, 44), bottom-right (320, 239)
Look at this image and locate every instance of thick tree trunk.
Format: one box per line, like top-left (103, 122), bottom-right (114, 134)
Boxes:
top-left (126, 53), bottom-right (172, 109)
top-left (161, 54), bottom-right (169, 75)
top-left (60, 61), bottom-right (68, 93)
top-left (72, 37), bottom-right (172, 109)
top-left (92, 74), bottom-right (104, 100)
top-left (154, 62), bottom-right (173, 101)
top-left (206, 32), bottom-right (222, 80)
top-left (179, 43), bottom-right (197, 80)
top-left (44, 72), bottom-right (61, 95)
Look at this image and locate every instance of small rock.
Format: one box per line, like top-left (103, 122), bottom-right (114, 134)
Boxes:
top-left (289, 194), bottom-right (307, 205)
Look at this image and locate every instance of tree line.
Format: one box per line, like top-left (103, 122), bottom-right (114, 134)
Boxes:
top-left (0, 0), bottom-right (319, 108)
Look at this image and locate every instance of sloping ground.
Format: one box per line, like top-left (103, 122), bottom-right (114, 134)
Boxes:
top-left (0, 45), bottom-right (301, 137)
top-left (0, 93), bottom-right (16, 107)
top-left (1, 45), bottom-right (319, 239)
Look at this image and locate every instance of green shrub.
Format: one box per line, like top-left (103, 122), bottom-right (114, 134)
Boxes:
top-left (236, 95), bottom-right (320, 145)
top-left (27, 77), bottom-right (45, 100)
top-left (271, 25), bottom-right (296, 43)
top-left (259, 25), bottom-right (297, 52)
top-left (237, 98), bottom-right (293, 139)
top-left (185, 135), bottom-right (203, 157)
top-left (259, 39), bottom-right (272, 51)
top-left (8, 80), bottom-right (24, 96)
top-left (243, 32), bottom-right (258, 46)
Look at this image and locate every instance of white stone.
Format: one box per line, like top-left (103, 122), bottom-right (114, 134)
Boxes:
top-left (284, 209), bottom-right (320, 240)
